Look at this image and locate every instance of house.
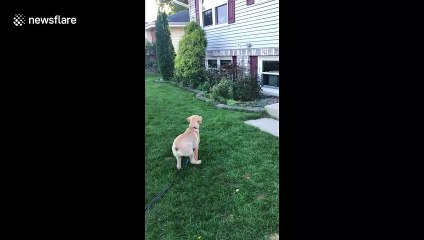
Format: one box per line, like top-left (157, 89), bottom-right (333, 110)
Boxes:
top-left (188, 0), bottom-right (279, 96)
top-left (145, 10), bottom-right (190, 53)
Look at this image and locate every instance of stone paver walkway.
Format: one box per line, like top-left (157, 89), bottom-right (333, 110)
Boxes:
top-left (244, 118), bottom-right (279, 137)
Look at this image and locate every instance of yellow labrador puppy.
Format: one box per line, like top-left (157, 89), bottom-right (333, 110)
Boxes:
top-left (172, 115), bottom-right (203, 170)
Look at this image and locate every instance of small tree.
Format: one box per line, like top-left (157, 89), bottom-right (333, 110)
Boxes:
top-left (174, 21), bottom-right (207, 87)
top-left (155, 11), bottom-right (175, 80)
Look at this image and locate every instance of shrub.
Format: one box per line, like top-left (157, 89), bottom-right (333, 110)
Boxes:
top-left (226, 99), bottom-right (238, 106)
top-left (221, 64), bottom-right (242, 79)
top-left (198, 81), bottom-right (212, 92)
top-left (204, 68), bottom-right (222, 88)
top-left (204, 64), bottom-right (262, 102)
top-left (209, 77), bottom-right (233, 103)
top-left (231, 73), bottom-right (262, 101)
top-left (145, 60), bottom-right (158, 73)
top-left (174, 21), bottom-right (207, 88)
top-left (155, 11), bottom-right (175, 81)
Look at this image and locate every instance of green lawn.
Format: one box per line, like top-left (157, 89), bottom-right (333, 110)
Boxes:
top-left (145, 73), bottom-right (279, 240)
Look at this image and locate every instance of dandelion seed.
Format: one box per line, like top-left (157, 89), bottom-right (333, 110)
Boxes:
top-left (236, 189), bottom-right (239, 192)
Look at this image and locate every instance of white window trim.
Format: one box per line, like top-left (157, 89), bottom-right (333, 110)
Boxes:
top-left (259, 56), bottom-right (279, 88)
top-left (217, 57), bottom-right (232, 68)
top-left (200, 0), bottom-right (229, 29)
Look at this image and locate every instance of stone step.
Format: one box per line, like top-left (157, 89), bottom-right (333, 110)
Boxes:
top-left (244, 118), bottom-right (279, 137)
top-left (265, 103), bottom-right (279, 119)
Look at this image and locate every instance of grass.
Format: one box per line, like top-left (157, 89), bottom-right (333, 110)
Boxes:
top-left (145, 73), bottom-right (279, 240)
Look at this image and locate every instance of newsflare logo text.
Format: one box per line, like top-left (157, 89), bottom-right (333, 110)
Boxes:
top-left (13, 14), bottom-right (77, 27)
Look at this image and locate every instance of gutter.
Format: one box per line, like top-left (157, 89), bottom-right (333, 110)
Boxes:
top-left (145, 22), bottom-right (188, 30)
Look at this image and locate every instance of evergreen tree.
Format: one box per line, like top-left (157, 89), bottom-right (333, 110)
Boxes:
top-left (155, 11), bottom-right (175, 80)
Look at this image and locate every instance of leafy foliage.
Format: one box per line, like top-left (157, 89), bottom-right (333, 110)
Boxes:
top-left (156, 0), bottom-right (188, 14)
top-left (209, 77), bottom-right (233, 103)
top-left (145, 39), bottom-right (156, 56)
top-left (231, 74), bottom-right (262, 101)
top-left (174, 21), bottom-right (208, 88)
top-left (155, 11), bottom-right (175, 81)
top-left (145, 60), bottom-right (158, 73)
top-left (207, 65), bottom-right (262, 102)
top-left (226, 99), bottom-right (238, 106)
top-left (203, 68), bottom-right (222, 90)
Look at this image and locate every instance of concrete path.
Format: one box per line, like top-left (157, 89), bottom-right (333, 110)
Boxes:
top-left (244, 118), bottom-right (279, 137)
top-left (265, 103), bottom-right (279, 119)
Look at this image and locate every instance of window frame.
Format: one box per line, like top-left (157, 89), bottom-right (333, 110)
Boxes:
top-left (205, 57), bottom-right (233, 69)
top-left (201, 0), bottom-right (229, 28)
top-left (259, 56), bottom-right (279, 89)
top-left (219, 59), bottom-right (232, 69)
top-left (215, 3), bottom-right (228, 25)
top-left (206, 59), bottom-right (218, 69)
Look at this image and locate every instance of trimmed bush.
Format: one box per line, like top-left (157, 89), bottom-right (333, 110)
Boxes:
top-left (155, 11), bottom-right (175, 81)
top-left (198, 81), bottom-right (212, 92)
top-left (209, 77), bottom-right (233, 103)
top-left (174, 21), bottom-right (207, 88)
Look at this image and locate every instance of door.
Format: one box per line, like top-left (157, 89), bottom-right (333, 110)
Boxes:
top-left (249, 56), bottom-right (258, 78)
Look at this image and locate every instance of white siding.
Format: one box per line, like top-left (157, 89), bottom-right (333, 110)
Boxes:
top-left (189, 0), bottom-right (197, 22)
top-left (189, 0), bottom-right (279, 51)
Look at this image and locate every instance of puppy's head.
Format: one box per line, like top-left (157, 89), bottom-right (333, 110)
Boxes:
top-left (187, 115), bottom-right (203, 130)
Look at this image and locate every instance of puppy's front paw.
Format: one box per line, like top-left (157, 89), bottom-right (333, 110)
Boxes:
top-left (177, 165), bottom-right (182, 170)
top-left (195, 160), bottom-right (202, 164)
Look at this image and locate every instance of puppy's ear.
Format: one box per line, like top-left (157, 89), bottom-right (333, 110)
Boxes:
top-left (198, 116), bottom-right (203, 124)
top-left (187, 116), bottom-right (192, 122)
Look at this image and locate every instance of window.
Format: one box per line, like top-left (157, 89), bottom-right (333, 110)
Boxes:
top-left (203, 9), bottom-right (213, 26)
top-left (202, 0), bottom-right (228, 27)
top-left (207, 59), bottom-right (218, 68)
top-left (206, 58), bottom-right (233, 69)
top-left (215, 4), bottom-right (228, 24)
top-left (261, 60), bottom-right (279, 88)
top-left (220, 60), bottom-right (232, 67)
